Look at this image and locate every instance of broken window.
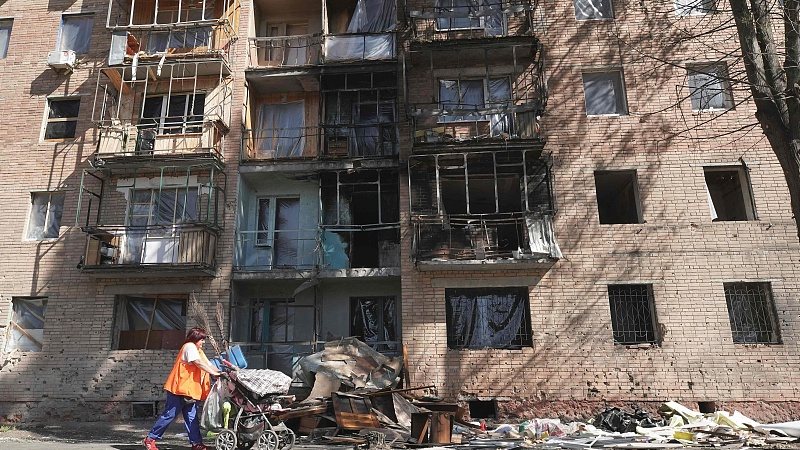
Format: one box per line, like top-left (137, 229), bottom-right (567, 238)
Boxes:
top-left (434, 0), bottom-right (503, 35)
top-left (688, 64), bottom-right (732, 111)
top-left (704, 167), bottom-right (755, 221)
top-left (257, 198), bottom-right (300, 267)
top-left (675, 0), bottom-right (714, 15)
top-left (322, 72), bottom-right (398, 157)
top-left (141, 94), bottom-right (205, 135)
top-left (607, 284), bottom-right (659, 345)
top-left (724, 282), bottom-right (780, 344)
top-left (58, 13), bottom-right (93, 54)
top-left (44, 98), bottom-right (81, 140)
top-left (445, 287), bottom-right (532, 350)
top-left (574, 0), bottom-right (613, 20)
top-left (114, 295), bottom-right (187, 350)
top-left (230, 298), bottom-right (315, 374)
top-left (26, 192), bottom-right (65, 240)
top-left (351, 297), bottom-right (397, 352)
top-left (582, 71), bottom-right (627, 116)
top-left (594, 170), bottom-right (642, 224)
top-left (255, 101), bottom-right (305, 158)
top-left (5, 297), bottom-right (47, 352)
top-left (320, 170), bottom-right (399, 268)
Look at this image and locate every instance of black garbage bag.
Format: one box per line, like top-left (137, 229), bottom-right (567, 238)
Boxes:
top-left (594, 407), bottom-right (664, 432)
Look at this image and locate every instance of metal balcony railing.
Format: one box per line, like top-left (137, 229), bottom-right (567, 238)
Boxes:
top-left (82, 224), bottom-right (218, 270)
top-left (95, 121), bottom-right (225, 165)
top-left (118, 22), bottom-right (236, 64)
top-left (242, 123), bottom-right (399, 161)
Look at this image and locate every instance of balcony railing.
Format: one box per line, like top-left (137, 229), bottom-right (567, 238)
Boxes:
top-left (406, 0), bottom-right (537, 42)
top-left (411, 109), bottom-right (542, 144)
top-left (116, 22), bottom-right (236, 64)
top-left (242, 123), bottom-right (399, 161)
top-left (82, 224), bottom-right (218, 271)
top-left (412, 214), bottom-right (559, 263)
top-left (95, 121), bottom-right (225, 166)
top-left (234, 227), bottom-right (400, 271)
top-left (247, 32), bottom-right (395, 69)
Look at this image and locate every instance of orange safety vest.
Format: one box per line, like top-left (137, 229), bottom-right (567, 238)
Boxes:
top-left (163, 342), bottom-right (211, 401)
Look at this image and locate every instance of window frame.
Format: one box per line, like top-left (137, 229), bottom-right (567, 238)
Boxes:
top-left (687, 64), bottom-right (733, 111)
top-left (594, 170), bottom-right (643, 224)
top-left (113, 294), bottom-right (188, 350)
top-left (141, 93), bottom-right (206, 135)
top-left (0, 18), bottom-right (13, 59)
top-left (57, 12), bottom-right (94, 54)
top-left (607, 284), bottom-right (660, 345)
top-left (437, 77), bottom-right (512, 123)
top-left (25, 191), bottom-right (66, 241)
top-left (674, 0), bottom-right (715, 16)
top-left (704, 166), bottom-right (757, 221)
top-left (43, 97), bottom-right (81, 141)
top-left (723, 282), bottom-right (781, 344)
top-left (581, 70), bottom-right (628, 116)
top-left (434, 0), bottom-right (505, 32)
top-left (256, 196), bottom-right (301, 247)
top-left (127, 186), bottom-right (200, 228)
top-left (574, 0), bottom-right (615, 20)
top-left (4, 297), bottom-right (48, 352)
top-left (445, 286), bottom-right (533, 350)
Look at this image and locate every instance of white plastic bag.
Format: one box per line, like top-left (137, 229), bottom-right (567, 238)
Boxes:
top-left (200, 379), bottom-right (229, 431)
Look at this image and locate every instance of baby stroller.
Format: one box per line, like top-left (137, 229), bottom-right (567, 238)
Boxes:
top-left (214, 369), bottom-right (296, 450)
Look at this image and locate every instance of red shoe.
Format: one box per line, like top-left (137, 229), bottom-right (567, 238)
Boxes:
top-left (191, 443), bottom-right (208, 450)
top-left (143, 437), bottom-right (159, 450)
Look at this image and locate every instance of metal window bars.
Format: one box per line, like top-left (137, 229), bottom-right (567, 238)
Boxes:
top-left (607, 284), bottom-right (659, 345)
top-left (724, 282), bottom-right (781, 344)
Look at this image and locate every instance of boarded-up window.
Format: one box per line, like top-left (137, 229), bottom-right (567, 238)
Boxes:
top-left (445, 287), bottom-right (532, 350)
top-left (5, 297), bottom-right (47, 352)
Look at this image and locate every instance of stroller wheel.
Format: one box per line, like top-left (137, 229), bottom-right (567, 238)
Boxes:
top-left (216, 429), bottom-right (238, 450)
top-left (255, 430), bottom-right (280, 450)
top-left (277, 427), bottom-right (295, 450)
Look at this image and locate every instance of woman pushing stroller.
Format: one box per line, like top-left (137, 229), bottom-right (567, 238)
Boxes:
top-left (143, 327), bottom-right (224, 450)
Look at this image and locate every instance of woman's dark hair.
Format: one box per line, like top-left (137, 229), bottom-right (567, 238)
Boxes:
top-left (185, 327), bottom-right (209, 344)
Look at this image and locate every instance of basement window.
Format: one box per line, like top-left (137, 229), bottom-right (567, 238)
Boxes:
top-left (351, 297), bottom-right (398, 352)
top-left (4, 297), bottom-right (47, 352)
top-left (724, 282), bottom-right (781, 344)
top-left (445, 287), bottom-right (532, 350)
top-left (607, 284), bottom-right (659, 345)
top-left (704, 167), bottom-right (755, 221)
top-left (114, 295), bottom-right (187, 350)
top-left (594, 170), bottom-right (642, 224)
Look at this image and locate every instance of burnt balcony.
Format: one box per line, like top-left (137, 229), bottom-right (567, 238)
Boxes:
top-left (248, 35), bottom-right (323, 69)
top-left (406, 0), bottom-right (537, 42)
top-left (81, 224), bottom-right (218, 276)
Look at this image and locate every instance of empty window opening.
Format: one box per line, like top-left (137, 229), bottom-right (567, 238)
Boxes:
top-left (688, 64), bottom-right (732, 111)
top-left (607, 284), bottom-right (659, 345)
top-left (594, 170), bottom-right (642, 224)
top-left (446, 287), bottom-right (532, 350)
top-left (724, 282), bottom-right (780, 344)
top-left (351, 297), bottom-right (398, 352)
top-left (574, 0), bottom-right (613, 20)
top-left (230, 298), bottom-right (315, 374)
top-left (0, 19), bottom-right (12, 58)
top-left (468, 400), bottom-right (497, 419)
top-left (44, 98), bottom-right (81, 140)
top-left (4, 297), bottom-right (48, 352)
top-left (704, 167), bottom-right (755, 221)
top-left (58, 13), bottom-right (94, 54)
top-left (320, 170), bottom-right (400, 269)
top-left (114, 295), bottom-right (188, 350)
top-left (582, 71), bottom-right (627, 116)
top-left (27, 192), bottom-right (65, 240)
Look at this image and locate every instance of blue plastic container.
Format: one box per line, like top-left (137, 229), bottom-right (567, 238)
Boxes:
top-left (211, 345), bottom-right (248, 370)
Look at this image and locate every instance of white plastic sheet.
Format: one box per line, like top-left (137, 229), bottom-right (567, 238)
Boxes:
top-left (324, 34), bottom-right (394, 62)
top-left (256, 101), bottom-right (305, 157)
top-left (59, 15), bottom-right (94, 53)
top-left (526, 215), bottom-right (562, 258)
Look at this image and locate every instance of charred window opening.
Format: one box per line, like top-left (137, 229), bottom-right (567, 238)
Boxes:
top-left (594, 170), bottom-right (642, 224)
top-left (445, 287), bottom-right (532, 350)
top-left (704, 167), bottom-right (756, 221)
top-left (321, 72), bottom-right (398, 157)
top-left (321, 169), bottom-right (399, 269)
top-left (724, 282), bottom-right (780, 344)
top-left (607, 284), bottom-right (659, 345)
top-left (350, 297), bottom-right (398, 352)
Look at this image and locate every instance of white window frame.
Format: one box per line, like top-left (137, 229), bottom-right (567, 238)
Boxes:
top-left (675, 0), bottom-right (714, 16)
top-left (42, 96), bottom-right (81, 141)
top-left (687, 64), bottom-right (733, 111)
top-left (582, 70), bottom-right (628, 116)
top-left (704, 166), bottom-right (757, 221)
top-left (25, 191), bottom-right (65, 241)
top-left (57, 12), bottom-right (94, 54)
top-left (4, 297), bottom-right (48, 352)
top-left (574, 0), bottom-right (614, 20)
top-left (141, 93), bottom-right (206, 135)
top-left (0, 18), bottom-right (13, 59)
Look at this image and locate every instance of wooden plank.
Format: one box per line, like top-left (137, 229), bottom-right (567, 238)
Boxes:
top-left (411, 413), bottom-right (430, 444)
top-left (101, 68), bottom-right (130, 95)
top-left (332, 393), bottom-right (380, 430)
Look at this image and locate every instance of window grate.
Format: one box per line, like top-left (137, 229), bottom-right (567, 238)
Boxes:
top-left (724, 282), bottom-right (781, 344)
top-left (607, 284), bottom-right (658, 345)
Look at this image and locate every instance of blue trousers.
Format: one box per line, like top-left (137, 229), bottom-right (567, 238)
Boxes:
top-left (148, 391), bottom-right (203, 444)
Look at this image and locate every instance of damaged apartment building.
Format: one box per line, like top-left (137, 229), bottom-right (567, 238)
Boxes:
top-left (3, 0), bottom-right (800, 424)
